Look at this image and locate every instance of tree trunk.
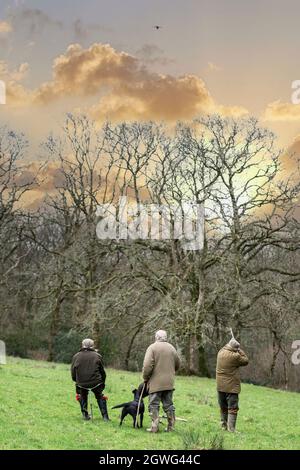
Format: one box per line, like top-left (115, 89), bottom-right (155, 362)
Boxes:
top-left (198, 344), bottom-right (210, 377)
top-left (124, 327), bottom-right (142, 370)
top-left (48, 287), bottom-right (64, 361)
top-left (187, 334), bottom-right (209, 376)
top-left (187, 333), bottom-right (199, 375)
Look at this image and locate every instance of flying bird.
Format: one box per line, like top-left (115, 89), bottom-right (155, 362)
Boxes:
top-left (154, 25), bottom-right (162, 30)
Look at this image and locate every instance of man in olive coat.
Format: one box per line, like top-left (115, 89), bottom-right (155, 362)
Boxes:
top-left (71, 338), bottom-right (109, 421)
top-left (216, 338), bottom-right (249, 432)
top-left (142, 330), bottom-right (180, 433)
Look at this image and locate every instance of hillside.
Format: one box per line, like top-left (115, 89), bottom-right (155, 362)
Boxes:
top-left (0, 357), bottom-right (299, 450)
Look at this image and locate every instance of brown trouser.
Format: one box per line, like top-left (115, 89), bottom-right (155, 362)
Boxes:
top-left (148, 390), bottom-right (175, 414)
top-left (218, 391), bottom-right (239, 414)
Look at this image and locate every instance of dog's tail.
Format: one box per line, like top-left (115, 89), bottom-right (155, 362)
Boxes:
top-left (111, 402), bottom-right (130, 409)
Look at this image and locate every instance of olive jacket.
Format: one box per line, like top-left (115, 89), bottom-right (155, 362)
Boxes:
top-left (216, 345), bottom-right (249, 394)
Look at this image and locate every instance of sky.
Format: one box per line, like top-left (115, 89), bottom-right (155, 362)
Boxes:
top-left (1, 0), bottom-right (300, 150)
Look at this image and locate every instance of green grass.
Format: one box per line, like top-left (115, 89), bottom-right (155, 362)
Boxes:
top-left (0, 357), bottom-right (299, 450)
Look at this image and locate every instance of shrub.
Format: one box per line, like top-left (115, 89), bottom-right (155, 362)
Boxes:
top-left (181, 428), bottom-right (224, 450)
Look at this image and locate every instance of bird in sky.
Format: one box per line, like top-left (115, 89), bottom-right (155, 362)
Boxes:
top-left (154, 25), bottom-right (162, 30)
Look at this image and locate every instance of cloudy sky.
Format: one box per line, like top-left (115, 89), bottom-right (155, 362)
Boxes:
top-left (1, 0), bottom-right (300, 150)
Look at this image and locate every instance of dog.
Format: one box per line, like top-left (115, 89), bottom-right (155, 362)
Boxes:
top-left (111, 382), bottom-right (149, 428)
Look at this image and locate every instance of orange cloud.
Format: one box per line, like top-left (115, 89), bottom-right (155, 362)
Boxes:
top-left (281, 134), bottom-right (300, 174)
top-left (263, 100), bottom-right (300, 122)
top-left (0, 61), bottom-right (31, 106)
top-left (0, 21), bottom-right (12, 33)
top-left (207, 62), bottom-right (222, 72)
top-left (91, 73), bottom-right (215, 121)
top-left (34, 43), bottom-right (140, 104)
top-left (3, 42), bottom-right (248, 122)
top-left (13, 161), bottom-right (65, 209)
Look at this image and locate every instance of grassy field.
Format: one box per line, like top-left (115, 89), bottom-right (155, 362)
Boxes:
top-left (0, 356), bottom-right (299, 450)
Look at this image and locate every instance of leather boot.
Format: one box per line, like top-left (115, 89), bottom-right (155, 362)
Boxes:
top-left (227, 412), bottom-right (237, 432)
top-left (165, 410), bottom-right (175, 432)
top-left (147, 408), bottom-right (160, 433)
top-left (97, 398), bottom-right (110, 421)
top-left (80, 399), bottom-right (91, 421)
top-left (220, 408), bottom-right (228, 430)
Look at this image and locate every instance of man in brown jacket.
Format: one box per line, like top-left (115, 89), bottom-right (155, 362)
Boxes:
top-left (216, 338), bottom-right (249, 432)
top-left (142, 330), bottom-right (180, 433)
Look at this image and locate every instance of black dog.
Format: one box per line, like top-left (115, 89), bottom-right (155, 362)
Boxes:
top-left (111, 383), bottom-right (149, 428)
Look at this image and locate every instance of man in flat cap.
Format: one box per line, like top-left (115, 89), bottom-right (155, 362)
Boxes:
top-left (71, 338), bottom-right (109, 421)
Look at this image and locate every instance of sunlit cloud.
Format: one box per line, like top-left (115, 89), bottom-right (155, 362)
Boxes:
top-left (0, 20), bottom-right (12, 33)
top-left (0, 42), bottom-right (248, 122)
top-left (263, 100), bottom-right (300, 122)
top-left (29, 42), bottom-right (247, 121)
top-left (0, 60), bottom-right (31, 106)
top-left (207, 62), bottom-right (222, 72)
